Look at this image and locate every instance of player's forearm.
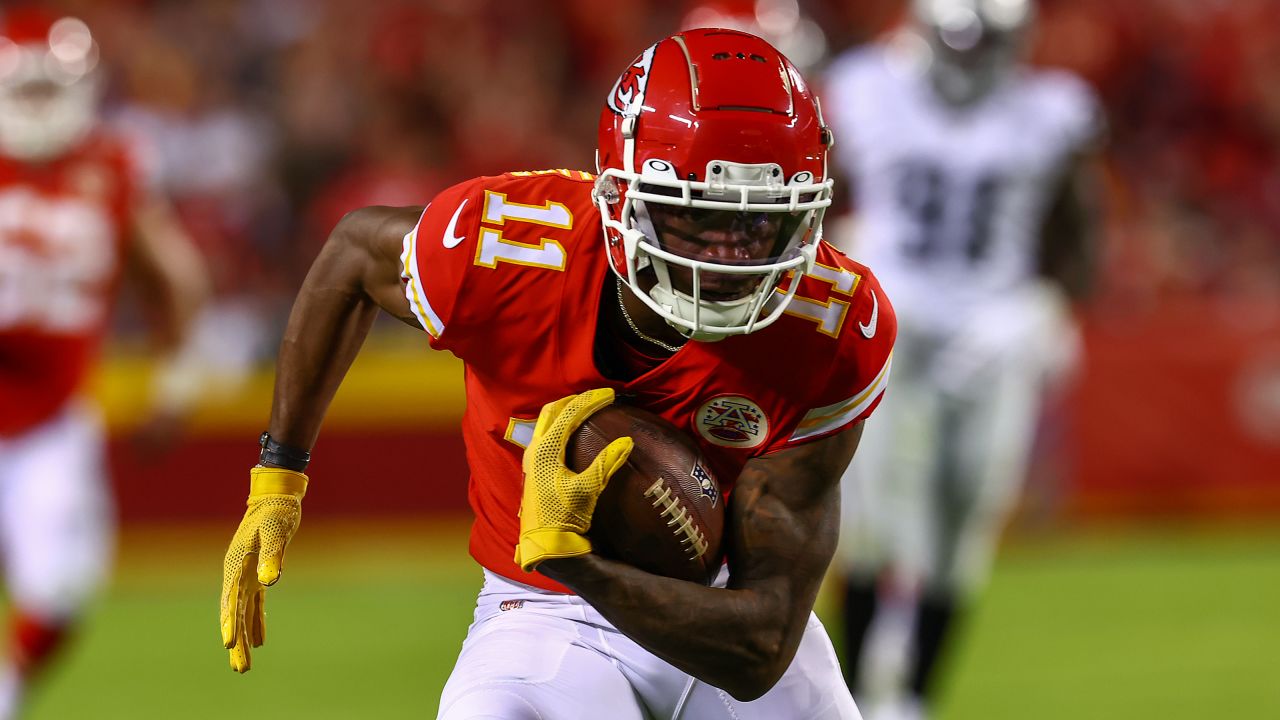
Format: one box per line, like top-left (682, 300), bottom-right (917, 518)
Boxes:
top-left (539, 555), bottom-right (806, 701)
top-left (266, 206), bottom-right (425, 450)
top-left (143, 277), bottom-right (205, 356)
top-left (128, 196), bottom-right (212, 352)
top-left (142, 273), bottom-right (210, 417)
top-left (1039, 160), bottom-right (1099, 303)
top-left (1041, 220), bottom-right (1094, 302)
top-left (267, 237), bottom-right (381, 450)
top-left (156, 247), bottom-right (211, 352)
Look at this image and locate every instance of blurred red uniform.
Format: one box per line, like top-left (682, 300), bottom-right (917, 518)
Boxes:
top-left (0, 133), bottom-right (142, 436)
top-left (0, 11), bottom-right (206, 718)
top-left (403, 169), bottom-right (896, 593)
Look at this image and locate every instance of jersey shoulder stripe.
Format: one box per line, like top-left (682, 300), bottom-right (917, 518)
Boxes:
top-left (400, 205), bottom-right (444, 337)
top-left (778, 242), bottom-right (896, 443)
top-left (789, 349), bottom-right (893, 442)
top-left (504, 168), bottom-right (596, 183)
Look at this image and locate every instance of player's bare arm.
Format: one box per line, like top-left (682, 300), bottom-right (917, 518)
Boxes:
top-left (1038, 152), bottom-right (1100, 302)
top-left (540, 421), bottom-right (864, 701)
top-left (124, 193), bottom-right (212, 444)
top-left (126, 194), bottom-right (210, 352)
top-left (220, 205), bottom-right (421, 672)
top-left (265, 205), bottom-right (422, 451)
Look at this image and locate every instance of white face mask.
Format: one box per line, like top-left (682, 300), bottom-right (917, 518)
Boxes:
top-left (0, 18), bottom-right (102, 162)
top-left (595, 159), bottom-right (831, 341)
top-left (0, 79), bottom-right (99, 161)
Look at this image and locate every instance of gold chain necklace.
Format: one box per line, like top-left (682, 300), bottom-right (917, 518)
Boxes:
top-left (615, 278), bottom-right (686, 354)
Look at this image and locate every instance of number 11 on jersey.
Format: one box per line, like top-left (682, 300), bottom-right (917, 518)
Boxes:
top-left (474, 191), bottom-right (570, 271)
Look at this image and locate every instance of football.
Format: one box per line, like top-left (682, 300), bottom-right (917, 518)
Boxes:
top-left (567, 403), bottom-right (725, 585)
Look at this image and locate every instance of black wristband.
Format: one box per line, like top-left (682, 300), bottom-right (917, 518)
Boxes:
top-left (258, 431), bottom-right (311, 472)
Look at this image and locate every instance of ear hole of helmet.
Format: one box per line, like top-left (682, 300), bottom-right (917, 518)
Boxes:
top-left (593, 174), bottom-right (622, 206)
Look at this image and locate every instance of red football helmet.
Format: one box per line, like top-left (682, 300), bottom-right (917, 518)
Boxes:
top-left (594, 27), bottom-right (834, 341)
top-left (0, 8), bottom-right (101, 161)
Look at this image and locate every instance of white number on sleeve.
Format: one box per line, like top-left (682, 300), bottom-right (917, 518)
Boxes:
top-left (474, 191), bottom-right (569, 270)
top-left (783, 262), bottom-right (862, 337)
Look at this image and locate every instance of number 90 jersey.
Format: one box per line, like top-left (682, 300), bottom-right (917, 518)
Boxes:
top-left (824, 43), bottom-right (1101, 336)
top-left (401, 169), bottom-right (896, 592)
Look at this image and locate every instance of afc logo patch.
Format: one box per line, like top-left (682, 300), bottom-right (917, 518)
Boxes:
top-left (607, 42), bottom-right (656, 116)
top-left (693, 395), bottom-right (769, 449)
top-left (691, 462), bottom-right (719, 507)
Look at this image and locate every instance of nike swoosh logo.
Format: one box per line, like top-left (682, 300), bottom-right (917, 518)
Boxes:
top-left (443, 199), bottom-right (468, 248)
top-left (859, 290), bottom-right (878, 339)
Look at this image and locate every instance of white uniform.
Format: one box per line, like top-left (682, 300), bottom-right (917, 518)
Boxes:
top-left (0, 402), bottom-right (113, 621)
top-left (438, 569), bottom-right (861, 720)
top-left (825, 40), bottom-right (1099, 594)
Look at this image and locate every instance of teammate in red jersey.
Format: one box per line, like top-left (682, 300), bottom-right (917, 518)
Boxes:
top-left (221, 29), bottom-right (895, 718)
top-left (0, 9), bottom-right (207, 716)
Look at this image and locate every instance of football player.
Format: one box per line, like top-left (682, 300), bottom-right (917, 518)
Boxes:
top-left (0, 8), bottom-right (208, 717)
top-left (823, 0), bottom-right (1101, 717)
top-left (220, 28), bottom-right (896, 719)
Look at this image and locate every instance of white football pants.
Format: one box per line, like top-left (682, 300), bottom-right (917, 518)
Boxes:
top-left (836, 314), bottom-right (1046, 597)
top-left (438, 569), bottom-right (862, 720)
top-left (0, 401), bottom-right (114, 621)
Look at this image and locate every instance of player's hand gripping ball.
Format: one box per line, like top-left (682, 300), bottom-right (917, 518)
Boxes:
top-left (514, 388), bottom-right (635, 571)
top-left (568, 404), bottom-right (725, 585)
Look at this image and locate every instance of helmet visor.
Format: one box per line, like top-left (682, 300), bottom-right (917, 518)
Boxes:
top-left (640, 195), bottom-right (813, 301)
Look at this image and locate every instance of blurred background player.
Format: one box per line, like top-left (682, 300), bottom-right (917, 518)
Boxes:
top-left (822, 0), bottom-right (1101, 717)
top-left (0, 7), bottom-right (207, 717)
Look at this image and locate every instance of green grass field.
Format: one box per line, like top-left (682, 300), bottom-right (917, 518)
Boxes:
top-left (22, 521), bottom-right (1280, 719)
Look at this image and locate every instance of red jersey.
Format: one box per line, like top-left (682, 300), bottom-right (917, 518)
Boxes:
top-left (402, 170), bottom-right (896, 592)
top-left (0, 133), bottom-right (141, 436)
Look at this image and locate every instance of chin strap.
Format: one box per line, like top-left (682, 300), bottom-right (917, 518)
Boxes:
top-left (648, 282), bottom-right (752, 342)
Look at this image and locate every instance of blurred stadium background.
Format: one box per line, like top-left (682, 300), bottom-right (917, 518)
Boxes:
top-left (11, 0), bottom-right (1279, 717)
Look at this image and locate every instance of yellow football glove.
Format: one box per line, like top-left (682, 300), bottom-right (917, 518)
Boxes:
top-left (514, 388), bottom-right (634, 572)
top-left (219, 466), bottom-right (307, 673)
